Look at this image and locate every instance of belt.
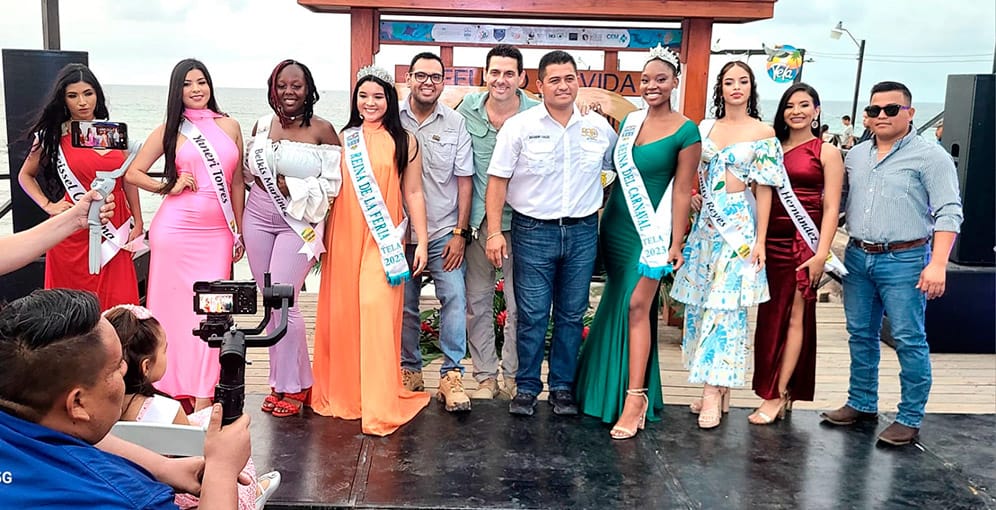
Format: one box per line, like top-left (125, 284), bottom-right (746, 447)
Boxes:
top-left (519, 212), bottom-right (597, 226)
top-left (850, 237), bottom-right (929, 254)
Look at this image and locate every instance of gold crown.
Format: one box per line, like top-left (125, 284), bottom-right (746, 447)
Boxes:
top-left (647, 43), bottom-right (681, 74)
top-left (356, 65), bottom-right (394, 83)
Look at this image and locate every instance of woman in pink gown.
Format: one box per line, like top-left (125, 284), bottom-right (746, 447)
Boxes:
top-left (126, 59), bottom-right (245, 411)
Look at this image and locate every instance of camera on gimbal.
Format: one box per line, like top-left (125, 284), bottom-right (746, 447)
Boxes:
top-left (193, 273), bottom-right (294, 425)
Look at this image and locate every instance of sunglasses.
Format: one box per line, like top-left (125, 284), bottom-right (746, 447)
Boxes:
top-left (864, 104), bottom-right (911, 117)
top-left (410, 72), bottom-right (444, 84)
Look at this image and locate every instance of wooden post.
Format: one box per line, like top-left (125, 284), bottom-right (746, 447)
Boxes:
top-left (349, 7), bottom-right (379, 89)
top-left (440, 45), bottom-right (454, 68)
top-left (604, 50), bottom-right (618, 73)
top-left (680, 18), bottom-right (713, 123)
top-left (41, 0), bottom-right (60, 50)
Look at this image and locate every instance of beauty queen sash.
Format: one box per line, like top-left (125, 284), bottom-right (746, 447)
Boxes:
top-left (614, 110), bottom-right (674, 280)
top-left (179, 120), bottom-right (241, 246)
top-left (248, 114), bottom-right (325, 261)
top-left (54, 141), bottom-right (141, 267)
top-left (342, 127), bottom-right (410, 286)
top-left (697, 120), bottom-right (845, 277)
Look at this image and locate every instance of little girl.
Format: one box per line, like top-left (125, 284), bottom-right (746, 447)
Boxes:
top-left (104, 304), bottom-right (279, 510)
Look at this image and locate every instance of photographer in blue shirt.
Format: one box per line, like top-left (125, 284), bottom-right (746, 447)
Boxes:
top-left (0, 288), bottom-right (251, 508)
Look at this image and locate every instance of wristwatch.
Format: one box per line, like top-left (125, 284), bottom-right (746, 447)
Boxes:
top-left (453, 227), bottom-right (471, 242)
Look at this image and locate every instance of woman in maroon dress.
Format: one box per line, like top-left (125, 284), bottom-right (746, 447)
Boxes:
top-left (749, 83), bottom-right (843, 424)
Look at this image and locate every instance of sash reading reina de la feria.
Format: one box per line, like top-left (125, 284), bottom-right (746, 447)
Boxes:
top-left (247, 114), bottom-right (326, 261)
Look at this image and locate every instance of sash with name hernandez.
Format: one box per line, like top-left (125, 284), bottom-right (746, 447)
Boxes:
top-left (179, 120), bottom-right (241, 246)
top-left (614, 109), bottom-right (675, 279)
top-left (247, 114), bottom-right (326, 261)
top-left (697, 120), bottom-right (845, 277)
top-left (342, 127), bottom-right (410, 286)
top-left (52, 133), bottom-right (142, 267)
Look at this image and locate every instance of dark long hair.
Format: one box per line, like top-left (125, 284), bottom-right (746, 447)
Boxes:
top-left (161, 58), bottom-right (222, 194)
top-left (268, 59), bottom-right (319, 128)
top-left (344, 74), bottom-right (411, 174)
top-left (24, 64), bottom-right (110, 202)
top-left (104, 306), bottom-right (163, 398)
top-left (773, 82), bottom-right (822, 142)
top-left (711, 61), bottom-right (760, 120)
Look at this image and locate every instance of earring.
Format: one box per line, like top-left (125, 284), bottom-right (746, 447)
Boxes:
top-left (811, 119), bottom-right (819, 129)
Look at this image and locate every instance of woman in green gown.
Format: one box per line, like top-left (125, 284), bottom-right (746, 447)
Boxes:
top-left (575, 48), bottom-right (701, 439)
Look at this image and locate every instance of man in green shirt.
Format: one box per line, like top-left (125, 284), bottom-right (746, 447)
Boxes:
top-left (456, 44), bottom-right (539, 400)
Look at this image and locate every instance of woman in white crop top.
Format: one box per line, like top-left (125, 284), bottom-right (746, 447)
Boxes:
top-left (242, 60), bottom-right (342, 418)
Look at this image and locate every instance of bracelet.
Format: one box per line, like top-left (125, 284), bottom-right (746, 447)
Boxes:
top-left (486, 232), bottom-right (503, 241)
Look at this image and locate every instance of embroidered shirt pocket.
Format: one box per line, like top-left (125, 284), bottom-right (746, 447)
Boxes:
top-left (423, 132), bottom-right (459, 183)
top-left (578, 136), bottom-right (608, 173)
top-left (523, 136), bottom-right (556, 175)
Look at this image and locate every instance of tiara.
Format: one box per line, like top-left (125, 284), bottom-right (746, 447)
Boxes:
top-left (357, 65), bottom-right (394, 84)
top-left (103, 304), bottom-right (154, 320)
top-left (647, 43), bottom-right (681, 74)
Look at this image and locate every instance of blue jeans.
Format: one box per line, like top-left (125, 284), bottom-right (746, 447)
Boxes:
top-left (511, 212), bottom-right (598, 396)
top-left (842, 243), bottom-right (931, 428)
top-left (401, 234), bottom-right (468, 376)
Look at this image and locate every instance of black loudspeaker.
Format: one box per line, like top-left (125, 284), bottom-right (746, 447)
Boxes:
top-left (2, 49), bottom-right (88, 233)
top-left (942, 74), bottom-right (995, 267)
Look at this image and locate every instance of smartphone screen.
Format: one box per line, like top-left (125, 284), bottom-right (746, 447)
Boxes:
top-left (70, 121), bottom-right (128, 150)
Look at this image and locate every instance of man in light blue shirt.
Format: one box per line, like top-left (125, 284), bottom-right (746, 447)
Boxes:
top-left (822, 81), bottom-right (963, 446)
top-left (456, 44), bottom-right (539, 400)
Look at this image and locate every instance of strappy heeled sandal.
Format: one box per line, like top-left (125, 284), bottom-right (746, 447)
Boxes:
top-left (748, 390), bottom-right (790, 425)
top-left (272, 388), bottom-right (310, 418)
top-left (697, 385), bottom-right (730, 429)
top-left (261, 389), bottom-right (283, 413)
top-left (610, 389), bottom-right (649, 440)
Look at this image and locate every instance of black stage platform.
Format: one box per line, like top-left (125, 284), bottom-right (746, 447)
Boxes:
top-left (246, 396), bottom-right (995, 509)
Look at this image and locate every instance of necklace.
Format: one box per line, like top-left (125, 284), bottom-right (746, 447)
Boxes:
top-left (122, 393), bottom-right (141, 417)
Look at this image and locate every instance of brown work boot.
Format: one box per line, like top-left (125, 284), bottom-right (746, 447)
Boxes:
top-left (820, 405), bottom-right (878, 426)
top-left (497, 379), bottom-right (517, 401)
top-left (401, 369), bottom-right (424, 392)
top-left (471, 378), bottom-right (499, 399)
top-left (437, 370), bottom-right (471, 412)
top-left (877, 422), bottom-right (919, 446)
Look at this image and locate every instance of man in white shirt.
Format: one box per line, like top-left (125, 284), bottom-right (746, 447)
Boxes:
top-left (398, 52), bottom-right (475, 412)
top-left (841, 115), bottom-right (855, 148)
top-left (485, 50), bottom-right (617, 416)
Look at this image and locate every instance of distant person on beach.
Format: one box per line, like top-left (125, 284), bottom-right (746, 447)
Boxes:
top-left (243, 59), bottom-right (342, 419)
top-left (841, 114), bottom-right (854, 148)
top-left (486, 50), bottom-right (616, 417)
top-left (126, 58), bottom-right (245, 412)
top-left (934, 119), bottom-right (943, 144)
top-left (397, 52), bottom-right (474, 412)
top-left (669, 61), bottom-right (786, 429)
top-left (17, 63), bottom-right (142, 310)
top-left (750, 83), bottom-right (843, 425)
top-left (456, 44), bottom-right (539, 401)
top-left (0, 288), bottom-right (251, 509)
top-left (575, 45), bottom-right (700, 439)
top-left (856, 113), bottom-right (874, 144)
top-left (821, 81), bottom-right (963, 446)
top-left (311, 66), bottom-right (431, 436)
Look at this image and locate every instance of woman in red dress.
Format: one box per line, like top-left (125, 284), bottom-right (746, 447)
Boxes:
top-left (749, 83), bottom-right (844, 424)
top-left (18, 64), bottom-right (142, 309)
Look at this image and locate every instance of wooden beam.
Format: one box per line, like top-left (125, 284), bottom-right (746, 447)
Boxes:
top-left (604, 51), bottom-right (618, 73)
top-left (680, 18), bottom-right (713, 123)
top-left (298, 0), bottom-right (775, 23)
top-left (440, 46), bottom-right (454, 68)
top-left (41, 0), bottom-right (60, 50)
top-left (349, 7), bottom-right (378, 90)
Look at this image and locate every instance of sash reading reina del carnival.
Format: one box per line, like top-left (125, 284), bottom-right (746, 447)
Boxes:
top-left (248, 114), bottom-right (325, 261)
top-left (179, 120), bottom-right (241, 246)
top-left (342, 127), bottom-right (410, 286)
top-left (54, 141), bottom-right (142, 268)
top-left (614, 109), bottom-right (674, 280)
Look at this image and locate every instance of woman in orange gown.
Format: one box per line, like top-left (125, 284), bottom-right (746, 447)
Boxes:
top-left (311, 68), bottom-right (430, 436)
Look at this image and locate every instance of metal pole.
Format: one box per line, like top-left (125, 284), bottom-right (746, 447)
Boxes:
top-left (41, 0), bottom-right (60, 50)
top-left (851, 39), bottom-right (865, 124)
top-left (794, 48), bottom-right (806, 84)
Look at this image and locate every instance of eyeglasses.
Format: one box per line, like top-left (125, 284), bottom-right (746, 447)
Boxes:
top-left (410, 72), bottom-right (444, 84)
top-left (864, 104), bottom-right (910, 117)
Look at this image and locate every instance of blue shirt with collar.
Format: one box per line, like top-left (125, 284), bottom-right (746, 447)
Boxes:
top-left (0, 410), bottom-right (177, 509)
top-left (844, 127), bottom-right (963, 244)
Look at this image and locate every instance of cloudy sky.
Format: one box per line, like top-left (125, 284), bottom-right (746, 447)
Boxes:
top-left (0, 0), bottom-right (992, 104)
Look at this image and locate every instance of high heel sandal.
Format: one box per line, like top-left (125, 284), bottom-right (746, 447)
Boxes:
top-left (697, 386), bottom-right (730, 429)
top-left (689, 397), bottom-right (731, 415)
top-left (261, 388), bottom-right (283, 413)
top-left (748, 390), bottom-right (790, 425)
top-left (272, 388), bottom-right (310, 418)
top-left (610, 389), bottom-right (649, 440)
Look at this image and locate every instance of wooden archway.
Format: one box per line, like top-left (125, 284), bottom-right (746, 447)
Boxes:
top-left (297, 0), bottom-right (776, 122)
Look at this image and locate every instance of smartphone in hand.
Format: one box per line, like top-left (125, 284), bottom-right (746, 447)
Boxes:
top-left (70, 120), bottom-right (128, 150)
